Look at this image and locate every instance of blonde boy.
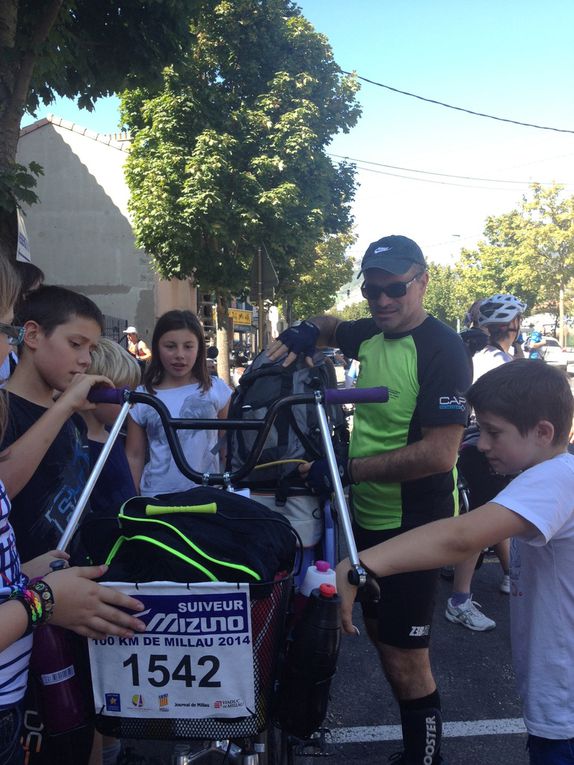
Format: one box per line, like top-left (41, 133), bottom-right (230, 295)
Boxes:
top-left (82, 338), bottom-right (141, 518)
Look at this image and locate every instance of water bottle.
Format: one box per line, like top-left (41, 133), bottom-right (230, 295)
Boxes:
top-left (28, 560), bottom-right (93, 737)
top-left (276, 583), bottom-right (341, 739)
top-left (293, 560), bottom-right (336, 620)
top-left (300, 560), bottom-right (336, 596)
top-left (28, 624), bottom-right (93, 735)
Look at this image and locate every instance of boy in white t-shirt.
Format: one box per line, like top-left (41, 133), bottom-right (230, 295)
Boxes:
top-left (337, 359), bottom-right (574, 764)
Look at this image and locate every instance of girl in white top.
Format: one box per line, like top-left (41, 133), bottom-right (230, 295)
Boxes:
top-left (126, 310), bottom-right (232, 496)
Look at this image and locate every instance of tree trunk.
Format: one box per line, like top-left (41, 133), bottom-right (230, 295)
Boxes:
top-left (0, 0), bottom-right (64, 254)
top-left (216, 293), bottom-right (231, 386)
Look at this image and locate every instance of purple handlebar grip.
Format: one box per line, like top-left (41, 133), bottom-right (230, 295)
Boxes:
top-left (87, 387), bottom-right (128, 405)
top-left (324, 386), bottom-right (389, 405)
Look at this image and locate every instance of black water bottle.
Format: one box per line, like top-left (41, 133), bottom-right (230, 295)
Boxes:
top-left (276, 583), bottom-right (341, 739)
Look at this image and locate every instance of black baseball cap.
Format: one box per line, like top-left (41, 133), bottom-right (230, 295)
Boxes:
top-left (359, 235), bottom-right (427, 276)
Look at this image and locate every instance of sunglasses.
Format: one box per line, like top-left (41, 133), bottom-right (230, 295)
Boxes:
top-left (0, 323), bottom-right (25, 346)
top-left (361, 272), bottom-right (424, 301)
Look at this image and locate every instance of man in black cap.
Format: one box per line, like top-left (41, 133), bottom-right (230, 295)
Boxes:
top-left (268, 235), bottom-right (470, 764)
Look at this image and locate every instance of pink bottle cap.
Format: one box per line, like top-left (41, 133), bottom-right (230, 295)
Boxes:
top-left (315, 560), bottom-right (330, 572)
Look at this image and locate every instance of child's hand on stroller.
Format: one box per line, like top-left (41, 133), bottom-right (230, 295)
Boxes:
top-left (53, 373), bottom-right (114, 413)
top-left (267, 320), bottom-right (319, 368)
top-left (299, 457), bottom-right (351, 498)
top-left (335, 557), bottom-right (360, 636)
top-left (45, 564), bottom-right (147, 640)
top-left (22, 549), bottom-right (69, 579)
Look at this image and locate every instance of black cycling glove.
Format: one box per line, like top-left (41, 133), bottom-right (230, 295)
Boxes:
top-left (305, 457), bottom-right (351, 499)
top-left (276, 320), bottom-right (320, 358)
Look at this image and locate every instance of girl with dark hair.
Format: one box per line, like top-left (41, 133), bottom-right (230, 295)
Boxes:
top-left (126, 310), bottom-right (231, 495)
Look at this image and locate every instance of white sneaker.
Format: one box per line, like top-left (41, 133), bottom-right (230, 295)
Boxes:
top-left (499, 574), bottom-right (510, 594)
top-left (445, 597), bottom-right (496, 631)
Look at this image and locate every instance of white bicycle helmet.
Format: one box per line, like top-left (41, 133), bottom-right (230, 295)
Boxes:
top-left (477, 294), bottom-right (527, 327)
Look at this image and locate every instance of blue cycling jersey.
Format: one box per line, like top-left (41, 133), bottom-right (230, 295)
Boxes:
top-left (529, 330), bottom-right (543, 359)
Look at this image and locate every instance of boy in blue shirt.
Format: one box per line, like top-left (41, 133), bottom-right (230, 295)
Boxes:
top-left (337, 359), bottom-right (574, 765)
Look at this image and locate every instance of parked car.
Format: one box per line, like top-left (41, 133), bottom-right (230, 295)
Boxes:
top-left (537, 336), bottom-right (568, 370)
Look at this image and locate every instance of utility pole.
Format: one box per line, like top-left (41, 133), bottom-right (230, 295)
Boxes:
top-left (257, 247), bottom-right (264, 351)
top-left (559, 283), bottom-right (565, 346)
top-left (250, 245), bottom-right (278, 352)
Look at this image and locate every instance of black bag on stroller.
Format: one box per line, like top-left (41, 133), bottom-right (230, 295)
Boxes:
top-left (225, 349), bottom-right (348, 547)
top-left (82, 486), bottom-right (298, 587)
top-left (226, 349), bottom-right (348, 492)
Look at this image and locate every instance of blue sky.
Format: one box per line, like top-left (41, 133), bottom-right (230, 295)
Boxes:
top-left (24, 0), bottom-right (574, 267)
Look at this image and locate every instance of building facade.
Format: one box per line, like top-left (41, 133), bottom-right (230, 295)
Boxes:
top-left (17, 115), bottom-right (199, 342)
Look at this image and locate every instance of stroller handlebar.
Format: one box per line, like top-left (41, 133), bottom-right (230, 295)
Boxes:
top-left (86, 386), bottom-right (388, 488)
top-left (88, 387), bottom-right (129, 405)
top-left (88, 386), bottom-right (389, 406)
top-left (324, 386), bottom-right (388, 405)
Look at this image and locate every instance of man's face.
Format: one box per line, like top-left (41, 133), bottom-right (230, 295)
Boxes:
top-left (362, 265), bottom-right (429, 333)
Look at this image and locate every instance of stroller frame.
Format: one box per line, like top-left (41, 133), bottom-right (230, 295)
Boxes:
top-left (58, 384), bottom-right (388, 764)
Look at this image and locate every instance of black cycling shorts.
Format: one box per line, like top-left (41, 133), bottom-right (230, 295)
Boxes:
top-left (353, 524), bottom-right (440, 650)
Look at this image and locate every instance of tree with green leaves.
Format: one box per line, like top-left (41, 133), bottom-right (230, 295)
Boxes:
top-left (0, 0), bottom-right (201, 251)
top-left (422, 263), bottom-right (462, 329)
top-left (454, 184), bottom-right (574, 336)
top-left (329, 299), bottom-right (370, 323)
top-left (288, 232), bottom-right (355, 321)
top-left (122, 0), bottom-right (360, 365)
top-left (455, 209), bottom-right (538, 313)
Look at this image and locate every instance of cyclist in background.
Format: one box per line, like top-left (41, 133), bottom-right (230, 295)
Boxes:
top-left (446, 294), bottom-right (527, 632)
top-left (527, 324), bottom-right (546, 360)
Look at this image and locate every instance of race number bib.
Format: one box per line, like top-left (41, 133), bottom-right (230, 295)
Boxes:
top-left (89, 582), bottom-right (255, 720)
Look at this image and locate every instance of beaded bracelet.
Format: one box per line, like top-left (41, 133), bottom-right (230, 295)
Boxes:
top-left (9, 578), bottom-right (55, 636)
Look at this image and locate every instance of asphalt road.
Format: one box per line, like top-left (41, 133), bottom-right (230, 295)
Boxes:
top-left (122, 556), bottom-right (525, 765)
top-left (319, 556), bottom-right (525, 765)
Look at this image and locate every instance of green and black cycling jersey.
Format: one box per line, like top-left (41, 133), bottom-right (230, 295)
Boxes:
top-left (336, 315), bottom-right (471, 531)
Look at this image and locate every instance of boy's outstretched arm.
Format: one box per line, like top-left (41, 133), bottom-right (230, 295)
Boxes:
top-left (0, 373), bottom-right (112, 499)
top-left (336, 502), bottom-right (536, 634)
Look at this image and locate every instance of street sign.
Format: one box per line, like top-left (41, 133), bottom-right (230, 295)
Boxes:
top-left (228, 308), bottom-right (252, 326)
